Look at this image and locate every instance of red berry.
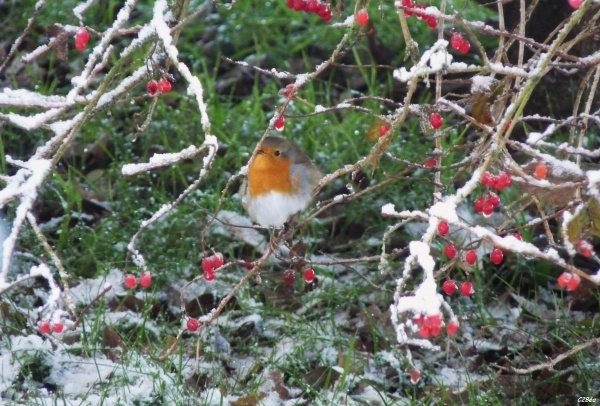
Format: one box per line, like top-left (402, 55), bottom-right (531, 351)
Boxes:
top-left (459, 281), bottom-right (474, 296)
top-left (495, 172), bottom-right (512, 190)
top-left (286, 0), bottom-right (294, 8)
top-left (317, 2), bottom-right (332, 20)
top-left (203, 269), bottom-right (215, 281)
top-left (557, 272), bottom-right (581, 291)
top-left (409, 370), bottom-right (421, 384)
top-left (306, 0), bottom-right (318, 12)
top-left (202, 253), bottom-right (224, 273)
top-left (566, 273), bottom-right (581, 291)
top-left (282, 269), bottom-right (295, 286)
top-left (474, 197), bottom-right (485, 213)
top-left (430, 113), bottom-right (443, 129)
top-left (450, 33), bottom-right (464, 51)
top-left (490, 248), bottom-right (503, 265)
top-left (444, 244), bottom-right (457, 259)
top-left (187, 318), bottom-right (199, 332)
top-left (465, 250), bottom-right (477, 265)
top-left (446, 320), bottom-right (459, 335)
top-left (481, 171), bottom-right (492, 186)
top-left (487, 192), bottom-right (500, 207)
top-left (320, 12), bottom-right (333, 22)
top-left (576, 240), bottom-right (593, 258)
top-left (274, 116), bottom-right (285, 131)
top-left (304, 268), bottom-right (315, 283)
top-left (557, 272), bottom-right (570, 288)
top-left (482, 200), bottom-right (494, 215)
top-left (76, 28), bottom-right (90, 44)
top-left (157, 78), bottom-right (172, 93)
top-left (534, 162), bottom-right (547, 179)
top-left (74, 28), bottom-right (90, 51)
top-left (124, 274), bottom-right (137, 289)
top-left (419, 325), bottom-right (431, 337)
top-left (568, 0), bottom-right (583, 9)
top-left (430, 324), bottom-right (442, 336)
top-left (293, 0), bottom-right (306, 11)
top-left (39, 321), bottom-right (51, 334)
top-left (424, 158), bottom-right (437, 168)
top-left (442, 279), bottom-right (457, 295)
top-left (140, 271), bottom-right (152, 288)
top-left (75, 38), bottom-right (87, 51)
top-left (437, 221), bottom-right (449, 236)
top-left (379, 125), bottom-right (390, 137)
top-left (424, 314), bottom-right (442, 336)
top-left (414, 4), bottom-right (426, 19)
top-left (426, 17), bottom-right (437, 29)
top-left (356, 9), bottom-right (369, 26)
top-left (413, 313), bottom-right (425, 326)
top-left (513, 233), bottom-right (523, 241)
top-left (147, 80), bottom-right (159, 96)
top-left (52, 322), bottom-right (64, 334)
top-left (458, 41), bottom-right (470, 54)
top-left (426, 314), bottom-right (442, 327)
top-left (281, 84), bottom-right (296, 98)
top-left (401, 0), bottom-right (414, 16)
top-left (487, 174), bottom-right (498, 189)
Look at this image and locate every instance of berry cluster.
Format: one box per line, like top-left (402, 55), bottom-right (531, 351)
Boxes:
top-left (39, 321), bottom-right (64, 334)
top-left (474, 192), bottom-right (500, 216)
top-left (557, 272), bottom-right (581, 291)
top-left (413, 313), bottom-right (459, 337)
top-left (281, 268), bottom-right (316, 285)
top-left (74, 28), bottom-right (90, 51)
top-left (124, 271), bottom-right (152, 289)
top-left (481, 171), bottom-right (512, 190)
top-left (147, 78), bottom-right (172, 96)
top-left (202, 253), bottom-right (224, 281)
top-left (442, 279), bottom-right (474, 297)
top-left (400, 0), bottom-right (437, 29)
top-left (450, 32), bottom-right (470, 54)
top-left (286, 0), bottom-right (333, 22)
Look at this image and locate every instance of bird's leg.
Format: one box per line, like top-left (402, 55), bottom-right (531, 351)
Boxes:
top-left (268, 227), bottom-right (279, 252)
top-left (283, 215), bottom-right (298, 248)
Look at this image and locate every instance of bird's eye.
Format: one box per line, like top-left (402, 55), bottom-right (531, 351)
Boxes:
top-left (274, 150), bottom-right (281, 156)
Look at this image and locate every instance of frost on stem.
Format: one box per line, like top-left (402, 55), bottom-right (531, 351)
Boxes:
top-left (390, 241), bottom-right (442, 350)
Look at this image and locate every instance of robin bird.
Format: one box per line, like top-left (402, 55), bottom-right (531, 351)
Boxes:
top-left (241, 136), bottom-right (322, 228)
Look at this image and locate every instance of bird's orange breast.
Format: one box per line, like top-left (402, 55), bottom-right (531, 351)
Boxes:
top-left (247, 153), bottom-right (294, 197)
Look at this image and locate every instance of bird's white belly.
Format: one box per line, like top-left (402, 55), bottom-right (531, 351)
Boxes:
top-left (245, 191), bottom-right (311, 228)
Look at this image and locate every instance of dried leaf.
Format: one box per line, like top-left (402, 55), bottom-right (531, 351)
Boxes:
top-left (230, 393), bottom-right (266, 406)
top-left (365, 119), bottom-right (389, 142)
top-left (303, 366), bottom-right (341, 390)
top-left (102, 325), bottom-right (122, 348)
top-left (567, 198), bottom-right (600, 243)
